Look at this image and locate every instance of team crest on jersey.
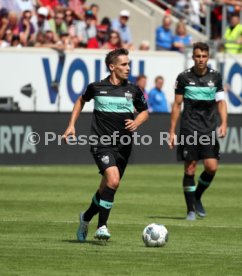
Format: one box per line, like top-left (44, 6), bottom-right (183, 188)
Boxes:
top-left (208, 80), bottom-right (214, 88)
top-left (101, 155), bottom-right (109, 164)
top-left (125, 91), bottom-right (132, 101)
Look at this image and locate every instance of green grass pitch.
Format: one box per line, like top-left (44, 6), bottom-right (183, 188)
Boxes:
top-left (0, 164), bottom-right (242, 276)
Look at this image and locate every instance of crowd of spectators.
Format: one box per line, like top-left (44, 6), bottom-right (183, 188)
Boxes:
top-left (156, 16), bottom-right (192, 52)
top-left (0, 0), bottom-right (136, 50)
top-left (151, 0), bottom-right (242, 39)
top-left (0, 0), bottom-right (241, 53)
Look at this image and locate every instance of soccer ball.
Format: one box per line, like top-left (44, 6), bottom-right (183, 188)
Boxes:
top-left (142, 223), bottom-right (168, 247)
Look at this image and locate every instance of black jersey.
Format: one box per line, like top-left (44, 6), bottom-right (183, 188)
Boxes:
top-left (82, 76), bottom-right (148, 149)
top-left (175, 67), bottom-right (224, 135)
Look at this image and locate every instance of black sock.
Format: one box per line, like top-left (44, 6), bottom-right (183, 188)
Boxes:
top-left (195, 171), bottom-right (215, 200)
top-left (83, 190), bottom-right (100, 222)
top-left (183, 174), bottom-right (196, 212)
top-left (98, 186), bottom-right (116, 228)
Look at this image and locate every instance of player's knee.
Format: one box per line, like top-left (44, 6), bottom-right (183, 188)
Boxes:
top-left (205, 167), bottom-right (217, 175)
top-left (107, 177), bottom-right (120, 190)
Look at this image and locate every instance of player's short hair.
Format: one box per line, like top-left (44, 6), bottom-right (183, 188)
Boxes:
top-left (193, 42), bottom-right (209, 53)
top-left (105, 48), bottom-right (129, 71)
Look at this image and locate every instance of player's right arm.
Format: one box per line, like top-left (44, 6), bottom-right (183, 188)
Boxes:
top-left (169, 94), bottom-right (183, 149)
top-left (62, 83), bottom-right (95, 141)
top-left (169, 73), bottom-right (185, 149)
top-left (62, 96), bottom-right (86, 141)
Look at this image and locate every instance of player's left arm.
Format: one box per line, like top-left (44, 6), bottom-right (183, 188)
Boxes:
top-left (217, 100), bottom-right (227, 138)
top-left (125, 110), bottom-right (149, 132)
top-left (125, 86), bottom-right (149, 132)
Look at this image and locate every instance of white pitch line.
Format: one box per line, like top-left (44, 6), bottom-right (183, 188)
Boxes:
top-left (0, 219), bottom-right (242, 229)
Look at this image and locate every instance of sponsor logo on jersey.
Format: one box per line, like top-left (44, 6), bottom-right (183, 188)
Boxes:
top-left (100, 91), bottom-right (107, 94)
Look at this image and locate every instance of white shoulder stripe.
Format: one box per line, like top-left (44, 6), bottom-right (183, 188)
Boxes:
top-left (215, 91), bottom-right (225, 102)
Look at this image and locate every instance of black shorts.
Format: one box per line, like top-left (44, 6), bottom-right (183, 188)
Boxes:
top-left (92, 147), bottom-right (131, 179)
top-left (177, 134), bottom-right (220, 161)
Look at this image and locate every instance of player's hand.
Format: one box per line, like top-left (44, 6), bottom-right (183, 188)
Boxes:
top-left (168, 131), bottom-right (176, 149)
top-left (217, 124), bottom-right (227, 138)
top-left (125, 119), bottom-right (138, 132)
top-left (62, 125), bottom-right (76, 143)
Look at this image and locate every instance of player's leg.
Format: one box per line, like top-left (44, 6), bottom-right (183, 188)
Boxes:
top-left (98, 166), bottom-right (120, 228)
top-left (77, 174), bottom-right (116, 242)
top-left (184, 161), bottom-right (197, 220)
top-left (95, 149), bottom-right (130, 240)
top-left (195, 158), bottom-right (217, 217)
top-left (195, 138), bottom-right (220, 217)
top-left (83, 183), bottom-right (104, 222)
top-left (95, 166), bottom-right (120, 240)
top-left (76, 186), bottom-right (103, 242)
top-left (177, 134), bottom-right (199, 220)
top-left (82, 160), bottom-right (123, 224)
top-left (77, 168), bottom-right (118, 242)
top-left (76, 150), bottom-right (116, 242)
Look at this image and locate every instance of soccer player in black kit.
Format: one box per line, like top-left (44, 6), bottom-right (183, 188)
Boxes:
top-left (169, 42), bottom-right (227, 220)
top-left (63, 48), bottom-right (149, 240)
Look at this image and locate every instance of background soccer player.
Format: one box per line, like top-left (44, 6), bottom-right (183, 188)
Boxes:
top-left (62, 48), bottom-right (149, 240)
top-left (169, 42), bottom-right (227, 220)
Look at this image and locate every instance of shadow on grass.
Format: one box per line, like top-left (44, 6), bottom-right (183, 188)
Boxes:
top-left (147, 215), bottom-right (185, 220)
top-left (62, 239), bottom-right (110, 246)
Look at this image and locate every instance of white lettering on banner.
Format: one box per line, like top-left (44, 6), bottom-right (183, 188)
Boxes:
top-left (0, 126), bottom-right (36, 154)
top-left (0, 49), bottom-right (241, 112)
top-left (219, 127), bottom-right (242, 154)
top-left (0, 49), bottom-right (184, 112)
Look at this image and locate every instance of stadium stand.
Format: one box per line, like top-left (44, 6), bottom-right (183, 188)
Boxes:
top-left (0, 0), bottom-right (241, 51)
